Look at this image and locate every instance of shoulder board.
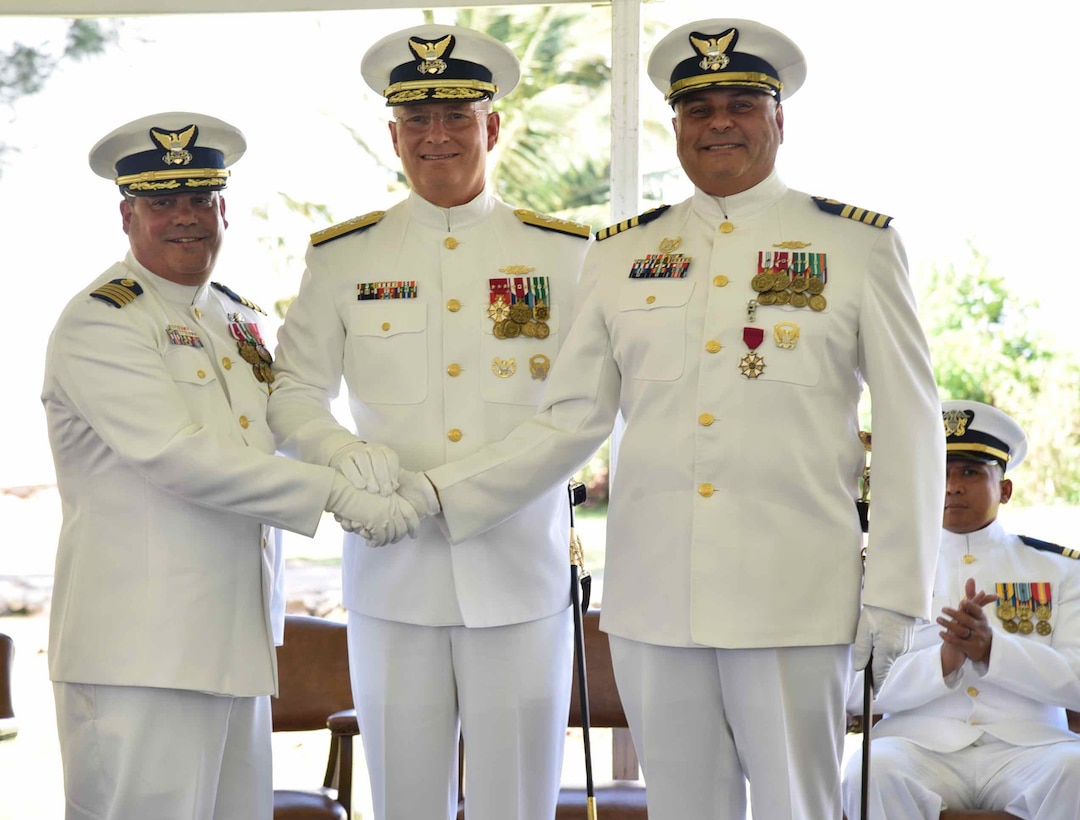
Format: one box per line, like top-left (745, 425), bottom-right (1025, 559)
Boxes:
top-left (512, 209), bottom-right (591, 239)
top-left (812, 196), bottom-right (892, 228)
top-left (310, 211), bottom-right (386, 246)
top-left (211, 282), bottom-right (265, 315)
top-left (595, 205), bottom-right (671, 241)
top-left (90, 278), bottom-right (143, 309)
top-left (1020, 535), bottom-right (1080, 560)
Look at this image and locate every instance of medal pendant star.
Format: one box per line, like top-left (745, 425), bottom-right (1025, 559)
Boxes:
top-left (739, 352), bottom-right (766, 379)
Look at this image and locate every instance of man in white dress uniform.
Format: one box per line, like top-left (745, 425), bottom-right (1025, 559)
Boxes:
top-left (404, 18), bottom-right (945, 819)
top-left (267, 25), bottom-right (591, 820)
top-left (42, 112), bottom-right (413, 820)
top-left (842, 401), bottom-right (1080, 819)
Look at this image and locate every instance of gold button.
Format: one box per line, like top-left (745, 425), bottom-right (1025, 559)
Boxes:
top-left (705, 340), bottom-right (722, 354)
top-left (447, 299), bottom-right (462, 313)
top-left (193, 307), bottom-right (202, 319)
top-left (444, 237), bottom-right (459, 250)
top-left (699, 413), bottom-right (715, 427)
top-left (222, 357), bottom-right (232, 370)
top-left (963, 554), bottom-right (975, 564)
top-left (698, 483), bottom-right (714, 497)
top-left (381, 322), bottom-right (391, 332)
top-left (713, 275), bottom-right (729, 287)
top-left (447, 363), bottom-right (462, 377)
top-left (197, 370), bottom-right (206, 379)
top-left (970, 720), bottom-right (980, 726)
top-left (719, 222), bottom-right (734, 234)
top-left (239, 415), bottom-right (249, 429)
top-left (646, 295), bottom-right (656, 304)
top-left (967, 687), bottom-right (979, 698)
top-left (447, 428), bottom-right (463, 442)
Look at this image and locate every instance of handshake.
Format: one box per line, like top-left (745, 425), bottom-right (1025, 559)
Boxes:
top-left (323, 441), bottom-right (442, 547)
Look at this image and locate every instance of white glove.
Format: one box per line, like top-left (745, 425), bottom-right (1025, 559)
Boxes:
top-left (329, 441), bottom-right (400, 496)
top-left (325, 475), bottom-right (418, 547)
top-left (396, 469), bottom-right (441, 520)
top-left (852, 605), bottom-right (915, 693)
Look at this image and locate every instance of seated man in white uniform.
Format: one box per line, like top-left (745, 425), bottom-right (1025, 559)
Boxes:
top-left (842, 400), bottom-right (1080, 819)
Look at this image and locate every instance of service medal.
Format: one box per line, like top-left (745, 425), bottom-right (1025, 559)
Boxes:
top-left (1018, 620), bottom-right (1035, 635)
top-left (1036, 621), bottom-right (1053, 636)
top-left (1003, 620), bottom-right (1020, 633)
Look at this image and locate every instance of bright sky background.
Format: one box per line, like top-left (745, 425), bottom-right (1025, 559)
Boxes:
top-left (2, 0), bottom-right (1078, 490)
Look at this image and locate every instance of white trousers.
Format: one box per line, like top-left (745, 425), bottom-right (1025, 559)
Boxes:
top-left (608, 636), bottom-right (848, 820)
top-left (348, 607), bottom-right (574, 820)
top-left (53, 682), bottom-right (271, 820)
top-left (842, 734), bottom-right (1080, 819)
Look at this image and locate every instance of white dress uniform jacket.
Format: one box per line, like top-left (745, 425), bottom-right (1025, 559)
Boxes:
top-left (431, 171), bottom-right (945, 649)
top-left (268, 191), bottom-right (590, 627)
top-left (869, 519), bottom-right (1080, 748)
top-left (43, 253), bottom-right (335, 697)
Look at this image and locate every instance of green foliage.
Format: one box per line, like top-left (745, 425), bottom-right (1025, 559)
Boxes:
top-left (919, 245), bottom-right (1080, 504)
top-left (1, 20), bottom-right (116, 172)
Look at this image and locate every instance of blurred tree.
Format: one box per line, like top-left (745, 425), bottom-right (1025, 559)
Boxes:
top-left (0, 20), bottom-right (117, 173)
top-left (919, 245), bottom-right (1080, 505)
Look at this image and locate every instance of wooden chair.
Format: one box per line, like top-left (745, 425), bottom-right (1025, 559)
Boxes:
top-left (272, 615), bottom-right (358, 820)
top-left (0, 633), bottom-right (15, 741)
top-left (849, 710), bottom-right (1080, 820)
top-left (456, 608), bottom-right (647, 819)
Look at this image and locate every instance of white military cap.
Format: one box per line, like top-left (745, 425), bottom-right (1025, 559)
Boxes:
top-left (647, 18), bottom-right (806, 105)
top-left (942, 399), bottom-right (1028, 472)
top-left (361, 24), bottom-right (520, 106)
top-left (89, 111), bottom-right (246, 197)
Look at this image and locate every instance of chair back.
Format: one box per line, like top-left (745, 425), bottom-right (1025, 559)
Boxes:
top-left (273, 615), bottom-right (352, 733)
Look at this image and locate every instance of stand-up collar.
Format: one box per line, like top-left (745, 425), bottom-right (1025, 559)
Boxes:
top-left (123, 251), bottom-right (208, 307)
top-left (940, 519), bottom-right (1008, 555)
top-left (407, 188), bottom-right (495, 232)
top-left (691, 169), bottom-right (787, 222)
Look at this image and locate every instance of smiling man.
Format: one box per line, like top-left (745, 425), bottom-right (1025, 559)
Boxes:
top-left (842, 400), bottom-right (1080, 818)
top-left (41, 112), bottom-right (413, 820)
top-left (267, 25), bottom-right (591, 820)
top-left (399, 17), bottom-right (945, 819)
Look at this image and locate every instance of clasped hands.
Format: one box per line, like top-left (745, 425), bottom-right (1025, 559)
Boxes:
top-left (324, 442), bottom-right (441, 546)
top-left (938, 577), bottom-right (995, 677)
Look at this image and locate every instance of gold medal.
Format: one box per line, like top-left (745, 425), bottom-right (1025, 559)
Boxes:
top-left (488, 296), bottom-right (510, 323)
top-left (751, 273), bottom-right (773, 292)
top-left (534, 303), bottom-right (550, 322)
top-left (1036, 620), bottom-right (1053, 636)
top-left (534, 322), bottom-right (550, 339)
top-left (771, 274), bottom-right (790, 292)
top-left (809, 294), bottom-right (827, 312)
top-left (790, 278), bottom-right (809, 293)
top-left (790, 292), bottom-right (809, 309)
top-left (807, 278), bottom-right (825, 295)
top-left (757, 291), bottom-right (778, 306)
top-left (997, 603), bottom-right (1016, 621)
top-left (1036, 605), bottom-right (1051, 621)
top-left (509, 302), bottom-right (531, 324)
top-left (1018, 619), bottom-right (1035, 635)
top-left (774, 290), bottom-right (792, 305)
top-left (522, 321), bottom-right (538, 338)
top-left (503, 321), bottom-right (521, 339)
top-left (238, 341), bottom-right (262, 365)
top-left (1003, 619), bottom-right (1020, 633)
top-left (493, 320), bottom-right (507, 339)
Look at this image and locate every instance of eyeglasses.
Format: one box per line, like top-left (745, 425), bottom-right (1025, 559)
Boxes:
top-left (394, 109), bottom-right (488, 132)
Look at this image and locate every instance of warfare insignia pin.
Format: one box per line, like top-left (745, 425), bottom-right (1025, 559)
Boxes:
top-left (492, 356), bottom-right (516, 378)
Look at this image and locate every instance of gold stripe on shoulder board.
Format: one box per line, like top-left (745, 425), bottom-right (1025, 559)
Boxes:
top-left (513, 209), bottom-right (591, 239)
top-left (811, 196), bottom-right (892, 229)
top-left (311, 210), bottom-right (387, 246)
top-left (596, 205), bottom-right (671, 241)
top-left (89, 278), bottom-right (144, 308)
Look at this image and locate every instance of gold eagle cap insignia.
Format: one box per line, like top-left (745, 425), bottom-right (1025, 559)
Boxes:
top-left (689, 29), bottom-right (736, 72)
top-left (409, 34), bottom-right (453, 75)
top-left (149, 124), bottom-right (198, 166)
